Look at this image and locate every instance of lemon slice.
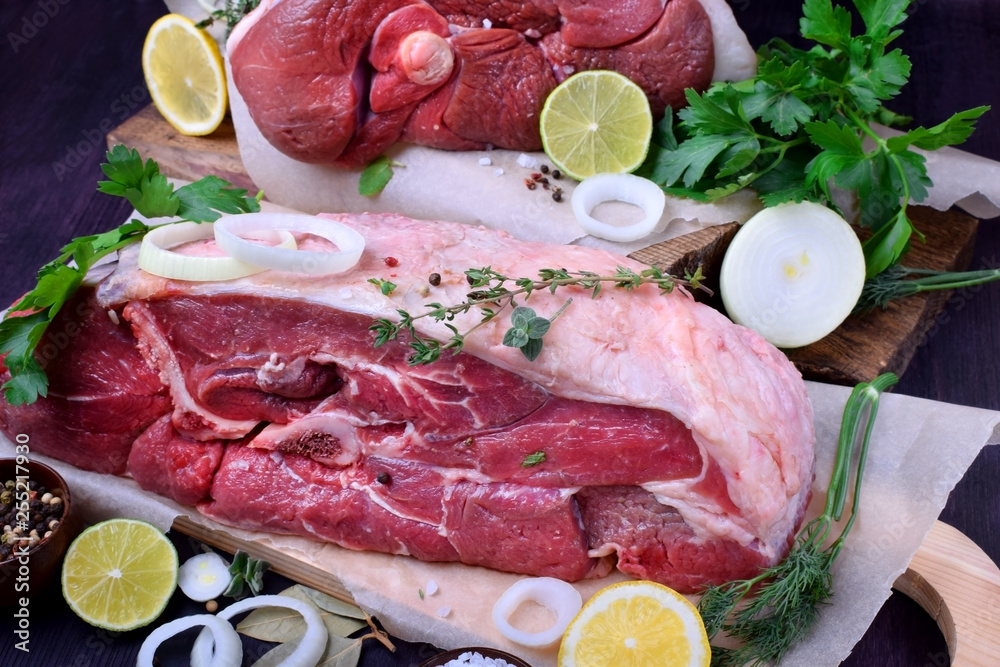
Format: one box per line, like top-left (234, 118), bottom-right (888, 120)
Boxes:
top-left (142, 13), bottom-right (227, 136)
top-left (558, 580), bottom-right (711, 667)
top-left (61, 518), bottom-right (179, 631)
top-left (540, 70), bottom-right (653, 181)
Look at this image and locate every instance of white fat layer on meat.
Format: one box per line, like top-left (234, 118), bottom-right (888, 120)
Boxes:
top-left (126, 303), bottom-right (259, 441)
top-left (268, 450), bottom-right (308, 485)
top-left (351, 480), bottom-right (442, 529)
top-left (99, 214), bottom-right (814, 556)
top-left (696, 0), bottom-right (758, 83)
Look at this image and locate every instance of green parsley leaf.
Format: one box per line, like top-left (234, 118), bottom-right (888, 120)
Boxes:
top-left (176, 175), bottom-right (261, 222)
top-left (800, 0), bottom-right (853, 50)
top-left (639, 0), bottom-right (989, 278)
top-left (521, 451), bottom-right (546, 467)
top-left (359, 155), bottom-right (395, 197)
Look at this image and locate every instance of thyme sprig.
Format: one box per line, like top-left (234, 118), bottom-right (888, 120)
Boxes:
top-left (194, 0), bottom-right (261, 36)
top-left (370, 265), bottom-right (708, 365)
top-left (699, 372), bottom-right (899, 666)
top-left (854, 264), bottom-right (1000, 313)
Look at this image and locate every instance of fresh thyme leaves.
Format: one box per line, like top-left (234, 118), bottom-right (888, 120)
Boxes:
top-left (854, 264), bottom-right (1000, 313)
top-left (503, 304), bottom-right (570, 362)
top-left (368, 278), bottom-right (397, 296)
top-left (369, 265), bottom-right (708, 365)
top-left (636, 0), bottom-right (989, 278)
top-left (224, 549), bottom-right (269, 600)
top-left (194, 0), bottom-right (261, 36)
top-left (0, 145), bottom-right (260, 406)
top-left (699, 372), bottom-right (899, 666)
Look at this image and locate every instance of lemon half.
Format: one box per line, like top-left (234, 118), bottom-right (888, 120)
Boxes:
top-left (142, 13), bottom-right (227, 136)
top-left (540, 70), bottom-right (653, 181)
top-left (558, 580), bottom-right (711, 667)
top-left (61, 518), bottom-right (179, 631)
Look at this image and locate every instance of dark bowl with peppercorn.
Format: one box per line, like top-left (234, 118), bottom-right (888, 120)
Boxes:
top-left (0, 457), bottom-right (81, 602)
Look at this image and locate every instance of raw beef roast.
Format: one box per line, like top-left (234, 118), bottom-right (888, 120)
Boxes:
top-left (0, 212), bottom-right (815, 591)
top-left (227, 0), bottom-right (754, 167)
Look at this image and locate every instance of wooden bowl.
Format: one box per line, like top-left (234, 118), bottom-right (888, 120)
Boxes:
top-left (0, 457), bottom-right (81, 601)
top-left (419, 646), bottom-right (534, 667)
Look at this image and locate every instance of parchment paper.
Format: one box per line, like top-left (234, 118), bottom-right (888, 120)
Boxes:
top-left (3, 383), bottom-right (998, 666)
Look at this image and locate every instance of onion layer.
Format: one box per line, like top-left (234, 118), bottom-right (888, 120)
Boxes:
top-left (138, 221), bottom-right (296, 281)
top-left (214, 213), bottom-right (365, 275)
top-left (192, 595), bottom-right (328, 667)
top-left (720, 201), bottom-right (866, 348)
top-left (178, 552), bottom-right (232, 602)
top-left (138, 614), bottom-right (242, 667)
top-left (491, 577), bottom-right (582, 648)
top-left (571, 173), bottom-right (666, 242)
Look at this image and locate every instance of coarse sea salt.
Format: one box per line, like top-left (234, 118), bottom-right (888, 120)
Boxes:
top-left (516, 153), bottom-right (539, 169)
top-left (479, 157), bottom-right (492, 166)
top-left (440, 650), bottom-right (514, 667)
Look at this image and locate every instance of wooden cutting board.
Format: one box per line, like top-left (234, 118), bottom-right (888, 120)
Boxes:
top-left (175, 515), bottom-right (1000, 665)
top-left (108, 105), bottom-right (980, 386)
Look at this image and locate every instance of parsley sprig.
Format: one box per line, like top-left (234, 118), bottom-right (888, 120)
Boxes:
top-left (637, 0), bottom-right (989, 278)
top-left (699, 372), bottom-right (898, 665)
top-left (369, 265), bottom-right (707, 365)
top-left (0, 145), bottom-right (260, 406)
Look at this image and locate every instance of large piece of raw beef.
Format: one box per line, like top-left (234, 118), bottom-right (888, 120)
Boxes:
top-left (228, 0), bottom-right (755, 167)
top-left (0, 213), bottom-right (814, 592)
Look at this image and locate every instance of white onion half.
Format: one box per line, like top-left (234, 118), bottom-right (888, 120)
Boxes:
top-left (720, 201), bottom-right (866, 348)
top-left (138, 614), bottom-right (242, 667)
top-left (178, 552), bottom-right (232, 602)
top-left (214, 213), bottom-right (365, 276)
top-left (491, 577), bottom-right (583, 648)
top-left (191, 595), bottom-right (328, 667)
top-left (571, 173), bottom-right (666, 243)
top-left (138, 221), bottom-right (296, 281)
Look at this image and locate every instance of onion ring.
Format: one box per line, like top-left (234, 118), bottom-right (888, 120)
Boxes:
top-left (214, 212), bottom-right (365, 275)
top-left (491, 577), bottom-right (582, 648)
top-left (138, 221), bottom-right (296, 281)
top-left (571, 173), bottom-right (666, 243)
top-left (191, 595), bottom-right (328, 667)
top-left (138, 614), bottom-right (242, 667)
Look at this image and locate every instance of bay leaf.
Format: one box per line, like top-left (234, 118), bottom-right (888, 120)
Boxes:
top-left (299, 585), bottom-right (368, 620)
top-left (250, 632), bottom-right (363, 667)
top-left (281, 585), bottom-right (368, 636)
top-left (235, 605), bottom-right (308, 643)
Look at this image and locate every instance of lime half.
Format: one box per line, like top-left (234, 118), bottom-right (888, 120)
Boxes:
top-left (61, 518), bottom-right (178, 631)
top-left (540, 70), bottom-right (653, 181)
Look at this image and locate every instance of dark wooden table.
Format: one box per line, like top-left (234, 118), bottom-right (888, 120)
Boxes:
top-left (1, 1), bottom-right (997, 665)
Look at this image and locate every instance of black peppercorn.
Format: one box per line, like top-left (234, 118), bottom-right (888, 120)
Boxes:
top-left (376, 472), bottom-right (392, 485)
top-left (551, 169), bottom-right (562, 179)
top-left (428, 272), bottom-right (441, 286)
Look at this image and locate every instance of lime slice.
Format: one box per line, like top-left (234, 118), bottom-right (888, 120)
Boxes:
top-left (61, 518), bottom-right (178, 631)
top-left (540, 70), bottom-right (653, 181)
top-left (142, 13), bottom-right (227, 136)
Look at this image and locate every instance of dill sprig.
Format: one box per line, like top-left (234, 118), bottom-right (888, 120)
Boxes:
top-left (699, 372), bottom-right (899, 666)
top-left (854, 264), bottom-right (1000, 313)
top-left (369, 265), bottom-right (708, 365)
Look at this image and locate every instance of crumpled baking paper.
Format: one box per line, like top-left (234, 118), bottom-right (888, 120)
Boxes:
top-left (3, 383), bottom-right (997, 666)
